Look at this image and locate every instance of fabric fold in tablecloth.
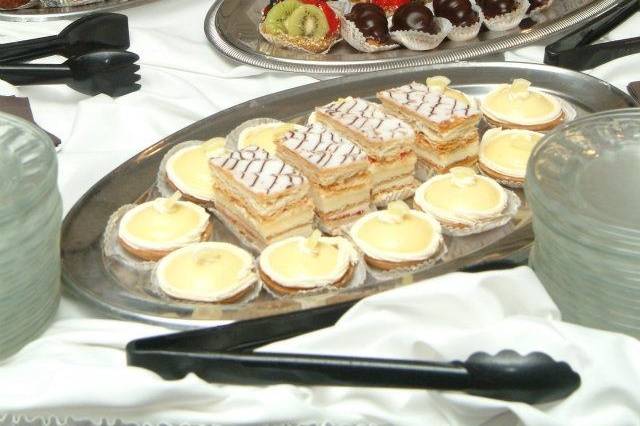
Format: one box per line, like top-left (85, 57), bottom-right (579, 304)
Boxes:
top-left (1, 267), bottom-right (639, 425)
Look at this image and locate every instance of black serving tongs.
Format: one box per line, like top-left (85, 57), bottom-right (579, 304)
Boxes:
top-left (0, 13), bottom-right (139, 97)
top-left (544, 0), bottom-right (640, 71)
top-left (127, 296), bottom-right (581, 404)
top-left (0, 50), bottom-right (141, 97)
top-left (0, 13), bottom-right (130, 64)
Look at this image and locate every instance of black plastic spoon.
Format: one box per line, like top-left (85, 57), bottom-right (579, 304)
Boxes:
top-left (0, 13), bottom-right (130, 64)
top-left (0, 50), bottom-right (140, 97)
top-left (127, 300), bottom-right (580, 404)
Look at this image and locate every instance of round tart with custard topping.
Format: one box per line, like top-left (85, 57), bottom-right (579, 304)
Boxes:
top-left (481, 79), bottom-right (564, 131)
top-left (117, 192), bottom-right (212, 261)
top-left (479, 127), bottom-right (543, 187)
top-left (164, 138), bottom-right (227, 204)
top-left (414, 167), bottom-right (510, 233)
top-left (350, 201), bottom-right (443, 270)
top-left (259, 230), bottom-right (359, 295)
top-left (155, 242), bottom-right (258, 303)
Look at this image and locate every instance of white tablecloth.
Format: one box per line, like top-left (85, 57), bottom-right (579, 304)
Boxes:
top-left (1, 0), bottom-right (639, 423)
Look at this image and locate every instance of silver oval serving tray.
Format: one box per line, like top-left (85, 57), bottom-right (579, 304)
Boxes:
top-left (0, 0), bottom-right (157, 22)
top-left (205, 0), bottom-right (624, 74)
top-left (61, 62), bottom-right (634, 329)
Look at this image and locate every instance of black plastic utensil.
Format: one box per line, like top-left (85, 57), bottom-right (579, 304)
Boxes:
top-left (544, 0), bottom-right (640, 70)
top-left (0, 13), bottom-right (130, 64)
top-left (127, 295), bottom-right (580, 404)
top-left (0, 50), bottom-right (140, 97)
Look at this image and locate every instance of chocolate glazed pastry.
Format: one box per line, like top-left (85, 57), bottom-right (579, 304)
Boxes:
top-left (476, 0), bottom-right (517, 18)
top-left (391, 2), bottom-right (439, 34)
top-left (345, 3), bottom-right (391, 44)
top-left (433, 0), bottom-right (479, 27)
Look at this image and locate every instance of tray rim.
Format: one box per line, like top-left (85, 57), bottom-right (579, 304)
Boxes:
top-left (0, 0), bottom-right (158, 22)
top-left (61, 61), bottom-right (636, 329)
top-left (204, 0), bottom-right (624, 74)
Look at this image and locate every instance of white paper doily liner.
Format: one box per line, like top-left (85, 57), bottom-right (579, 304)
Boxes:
top-left (259, 257), bottom-right (367, 299)
top-left (150, 259), bottom-right (262, 305)
top-left (340, 14), bottom-right (400, 53)
top-left (372, 179), bottom-right (419, 207)
top-left (156, 140), bottom-right (216, 205)
top-left (259, 23), bottom-right (341, 55)
top-left (447, 6), bottom-right (483, 42)
top-left (480, 0), bottom-right (529, 32)
top-left (415, 162), bottom-right (440, 182)
top-left (225, 117), bottom-right (283, 152)
top-left (390, 17), bottom-right (452, 51)
top-left (526, 0), bottom-right (554, 17)
top-left (429, 189), bottom-right (521, 237)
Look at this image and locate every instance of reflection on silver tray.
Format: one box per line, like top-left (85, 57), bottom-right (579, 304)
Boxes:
top-left (0, 0), bottom-right (158, 22)
top-left (61, 62), bottom-right (635, 329)
top-left (205, 0), bottom-right (624, 74)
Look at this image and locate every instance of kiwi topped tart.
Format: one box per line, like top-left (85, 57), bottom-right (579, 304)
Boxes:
top-left (260, 0), bottom-right (341, 54)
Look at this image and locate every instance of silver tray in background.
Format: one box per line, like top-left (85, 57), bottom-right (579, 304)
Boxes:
top-left (61, 62), bottom-right (634, 330)
top-left (205, 0), bottom-right (623, 74)
top-left (0, 0), bottom-right (157, 22)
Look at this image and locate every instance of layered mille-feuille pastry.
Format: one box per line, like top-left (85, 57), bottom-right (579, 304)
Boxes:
top-left (377, 76), bottom-right (481, 176)
top-left (277, 123), bottom-right (372, 234)
top-left (259, 230), bottom-right (359, 295)
top-left (314, 96), bottom-right (416, 206)
top-left (209, 146), bottom-right (314, 248)
top-left (117, 192), bottom-right (212, 261)
top-left (155, 242), bottom-right (258, 303)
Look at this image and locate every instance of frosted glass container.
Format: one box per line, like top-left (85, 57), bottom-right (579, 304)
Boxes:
top-left (0, 112), bottom-right (61, 359)
top-left (526, 109), bottom-right (640, 338)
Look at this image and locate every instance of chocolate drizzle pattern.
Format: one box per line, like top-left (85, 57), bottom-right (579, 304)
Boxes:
top-left (317, 97), bottom-right (414, 143)
top-left (379, 82), bottom-right (478, 123)
top-left (282, 123), bottom-right (367, 169)
top-left (211, 146), bottom-right (306, 194)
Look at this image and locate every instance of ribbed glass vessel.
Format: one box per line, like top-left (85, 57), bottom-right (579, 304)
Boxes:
top-left (0, 112), bottom-right (61, 359)
top-left (527, 109), bottom-right (640, 337)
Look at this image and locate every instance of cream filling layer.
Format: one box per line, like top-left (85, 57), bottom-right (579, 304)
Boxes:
top-left (415, 140), bottom-right (479, 167)
top-left (118, 200), bottom-right (210, 251)
top-left (260, 236), bottom-right (358, 289)
top-left (480, 128), bottom-right (543, 179)
top-left (156, 242), bottom-right (256, 302)
top-left (481, 84), bottom-right (562, 126)
top-left (351, 209), bottom-right (442, 262)
top-left (414, 172), bottom-right (507, 226)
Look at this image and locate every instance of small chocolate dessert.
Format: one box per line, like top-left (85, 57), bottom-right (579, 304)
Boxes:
top-left (391, 2), bottom-right (438, 34)
top-left (346, 3), bottom-right (391, 44)
top-left (433, 0), bottom-right (479, 27)
top-left (476, 0), bottom-right (517, 19)
top-left (527, 0), bottom-right (549, 13)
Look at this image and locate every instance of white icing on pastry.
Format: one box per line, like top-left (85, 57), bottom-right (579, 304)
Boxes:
top-left (210, 146), bottom-right (306, 194)
top-left (282, 123), bottom-right (367, 169)
top-left (316, 97), bottom-right (414, 142)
